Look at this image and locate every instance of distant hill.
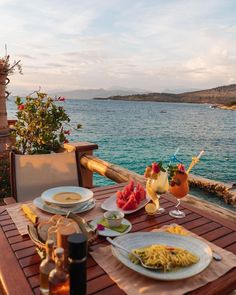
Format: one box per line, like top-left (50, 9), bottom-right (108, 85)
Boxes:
top-left (50, 87), bottom-right (148, 99)
top-left (94, 84), bottom-right (236, 104)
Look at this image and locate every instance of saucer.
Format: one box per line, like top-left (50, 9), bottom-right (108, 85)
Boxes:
top-left (90, 216), bottom-right (132, 237)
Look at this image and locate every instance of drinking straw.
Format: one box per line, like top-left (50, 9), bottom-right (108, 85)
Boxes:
top-left (169, 147), bottom-right (179, 165)
top-left (169, 147), bottom-right (183, 165)
top-left (186, 150), bottom-right (204, 174)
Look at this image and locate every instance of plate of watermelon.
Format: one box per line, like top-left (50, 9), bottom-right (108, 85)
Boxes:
top-left (101, 180), bottom-right (150, 214)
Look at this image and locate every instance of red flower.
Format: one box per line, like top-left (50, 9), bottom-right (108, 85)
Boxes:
top-left (178, 164), bottom-right (186, 173)
top-left (97, 224), bottom-right (105, 231)
top-left (64, 139), bottom-right (69, 143)
top-left (18, 104), bottom-right (25, 111)
top-left (55, 96), bottom-right (65, 102)
top-left (152, 162), bottom-right (160, 174)
top-left (64, 130), bottom-right (71, 135)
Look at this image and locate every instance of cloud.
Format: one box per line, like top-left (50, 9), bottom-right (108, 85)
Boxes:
top-left (1, 0), bottom-right (236, 93)
top-left (15, 54), bottom-right (34, 60)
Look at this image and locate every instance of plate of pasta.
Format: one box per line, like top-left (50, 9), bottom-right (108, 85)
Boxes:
top-left (111, 232), bottom-right (212, 280)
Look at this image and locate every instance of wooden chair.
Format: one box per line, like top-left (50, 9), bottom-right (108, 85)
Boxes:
top-left (9, 149), bottom-right (83, 203)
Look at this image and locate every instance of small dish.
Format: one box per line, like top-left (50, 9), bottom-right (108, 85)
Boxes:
top-left (104, 210), bottom-right (124, 227)
top-left (90, 216), bottom-right (132, 237)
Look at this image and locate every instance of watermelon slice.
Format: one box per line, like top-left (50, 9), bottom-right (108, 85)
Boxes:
top-left (116, 191), bottom-right (123, 199)
top-left (116, 180), bottom-right (146, 210)
top-left (137, 183), bottom-right (146, 201)
top-left (122, 194), bottom-right (137, 210)
top-left (134, 190), bottom-right (141, 203)
top-left (116, 197), bottom-right (126, 209)
top-left (127, 179), bottom-right (134, 192)
top-left (122, 187), bottom-right (132, 200)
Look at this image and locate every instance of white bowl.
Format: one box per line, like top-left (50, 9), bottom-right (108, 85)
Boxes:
top-left (104, 210), bottom-right (124, 227)
top-left (41, 186), bottom-right (93, 207)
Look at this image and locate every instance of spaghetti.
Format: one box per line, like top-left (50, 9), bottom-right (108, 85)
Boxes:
top-left (129, 244), bottom-right (199, 271)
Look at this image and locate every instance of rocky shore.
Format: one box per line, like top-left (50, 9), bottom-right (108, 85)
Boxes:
top-left (188, 174), bottom-right (236, 207)
top-left (210, 104), bottom-right (236, 111)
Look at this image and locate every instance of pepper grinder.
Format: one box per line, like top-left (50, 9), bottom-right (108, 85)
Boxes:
top-left (68, 233), bottom-right (87, 295)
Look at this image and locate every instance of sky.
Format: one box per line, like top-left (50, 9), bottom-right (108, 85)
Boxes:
top-left (1, 0), bottom-right (236, 95)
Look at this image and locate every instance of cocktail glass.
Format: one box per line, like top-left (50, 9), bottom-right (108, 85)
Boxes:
top-left (146, 171), bottom-right (169, 214)
top-left (169, 171), bottom-right (189, 218)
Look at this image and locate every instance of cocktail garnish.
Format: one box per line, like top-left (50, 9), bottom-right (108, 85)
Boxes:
top-left (177, 164), bottom-right (186, 173)
top-left (152, 162), bottom-right (160, 174)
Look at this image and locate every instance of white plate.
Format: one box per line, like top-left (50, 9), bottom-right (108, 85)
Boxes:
top-left (111, 232), bottom-right (212, 281)
top-left (101, 194), bottom-right (150, 215)
top-left (41, 186), bottom-right (94, 207)
top-left (90, 216), bottom-right (132, 237)
top-left (33, 197), bottom-right (95, 215)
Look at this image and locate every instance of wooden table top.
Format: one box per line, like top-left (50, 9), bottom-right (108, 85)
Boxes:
top-left (0, 183), bottom-right (235, 295)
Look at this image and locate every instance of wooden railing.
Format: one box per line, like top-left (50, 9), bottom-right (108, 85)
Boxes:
top-left (80, 154), bottom-right (145, 184)
top-left (66, 142), bottom-right (236, 223)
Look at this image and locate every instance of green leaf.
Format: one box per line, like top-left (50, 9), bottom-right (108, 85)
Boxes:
top-left (15, 96), bottom-right (21, 105)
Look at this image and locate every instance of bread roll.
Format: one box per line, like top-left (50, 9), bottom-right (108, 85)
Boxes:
top-left (37, 215), bottom-right (81, 246)
top-left (38, 221), bottom-right (54, 242)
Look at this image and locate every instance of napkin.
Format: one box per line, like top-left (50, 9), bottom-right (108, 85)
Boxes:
top-left (7, 199), bottom-right (104, 236)
top-left (98, 218), bottom-right (130, 233)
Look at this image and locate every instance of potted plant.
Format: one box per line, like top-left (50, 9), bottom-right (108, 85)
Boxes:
top-left (0, 54), bottom-right (22, 136)
top-left (13, 91), bottom-right (80, 154)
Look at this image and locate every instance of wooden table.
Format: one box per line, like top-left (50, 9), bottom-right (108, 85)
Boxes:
top-left (0, 183), bottom-right (235, 295)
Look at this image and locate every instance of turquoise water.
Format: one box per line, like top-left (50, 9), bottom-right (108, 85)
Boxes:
top-left (7, 99), bottom-right (236, 193)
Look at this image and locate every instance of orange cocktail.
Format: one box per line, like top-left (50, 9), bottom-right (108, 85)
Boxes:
top-left (169, 164), bottom-right (189, 218)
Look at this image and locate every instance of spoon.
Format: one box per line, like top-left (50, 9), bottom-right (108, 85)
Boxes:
top-left (106, 237), bottom-right (161, 270)
top-left (212, 251), bottom-right (222, 261)
top-left (44, 200), bottom-right (93, 213)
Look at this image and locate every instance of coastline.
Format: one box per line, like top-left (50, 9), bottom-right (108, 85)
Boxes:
top-left (210, 104), bottom-right (236, 111)
top-left (93, 97), bottom-right (208, 104)
top-left (93, 84), bottom-right (236, 106)
top-left (94, 98), bottom-right (236, 110)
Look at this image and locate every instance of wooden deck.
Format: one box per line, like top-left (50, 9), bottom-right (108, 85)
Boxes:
top-left (0, 183), bottom-right (235, 295)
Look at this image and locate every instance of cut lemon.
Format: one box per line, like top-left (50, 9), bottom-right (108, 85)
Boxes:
top-left (145, 203), bottom-right (158, 215)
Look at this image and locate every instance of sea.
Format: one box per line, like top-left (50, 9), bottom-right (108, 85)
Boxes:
top-left (7, 98), bottom-right (236, 209)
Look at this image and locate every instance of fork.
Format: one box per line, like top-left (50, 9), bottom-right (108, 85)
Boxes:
top-left (106, 237), bottom-right (161, 270)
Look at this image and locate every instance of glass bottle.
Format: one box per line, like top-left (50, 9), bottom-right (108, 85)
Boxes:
top-left (40, 240), bottom-right (55, 295)
top-left (68, 234), bottom-right (87, 295)
top-left (49, 248), bottom-right (69, 295)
